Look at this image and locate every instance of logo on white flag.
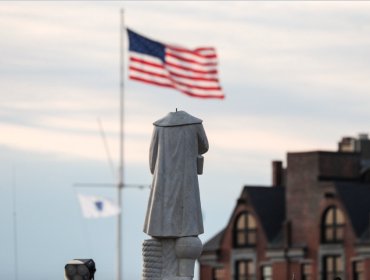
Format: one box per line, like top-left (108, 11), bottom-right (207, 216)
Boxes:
top-left (77, 194), bottom-right (120, 218)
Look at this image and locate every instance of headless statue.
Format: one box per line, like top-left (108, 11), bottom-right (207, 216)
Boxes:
top-left (143, 111), bottom-right (209, 280)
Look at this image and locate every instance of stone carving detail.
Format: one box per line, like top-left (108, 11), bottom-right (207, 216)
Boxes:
top-left (142, 239), bottom-right (162, 280)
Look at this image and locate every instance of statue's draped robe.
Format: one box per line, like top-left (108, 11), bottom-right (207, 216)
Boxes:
top-left (144, 111), bottom-right (209, 237)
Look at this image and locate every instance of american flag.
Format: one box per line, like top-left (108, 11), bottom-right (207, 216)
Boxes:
top-left (127, 29), bottom-right (224, 99)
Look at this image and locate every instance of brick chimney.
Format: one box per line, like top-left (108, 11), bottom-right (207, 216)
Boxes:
top-left (272, 160), bottom-right (284, 187)
top-left (338, 133), bottom-right (370, 160)
top-left (338, 137), bottom-right (356, 152)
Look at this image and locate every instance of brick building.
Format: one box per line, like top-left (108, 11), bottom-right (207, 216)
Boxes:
top-left (199, 134), bottom-right (370, 280)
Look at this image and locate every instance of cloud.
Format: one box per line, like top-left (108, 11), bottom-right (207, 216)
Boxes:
top-left (1, 2), bottom-right (370, 175)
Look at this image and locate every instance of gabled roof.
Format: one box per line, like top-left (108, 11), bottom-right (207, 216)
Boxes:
top-left (335, 182), bottom-right (370, 238)
top-left (202, 186), bottom-right (285, 254)
top-left (203, 228), bottom-right (226, 253)
top-left (243, 186), bottom-right (285, 242)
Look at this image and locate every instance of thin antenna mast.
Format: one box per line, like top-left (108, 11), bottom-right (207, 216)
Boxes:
top-left (97, 118), bottom-right (115, 178)
top-left (117, 8), bottom-right (125, 280)
top-left (12, 167), bottom-right (18, 280)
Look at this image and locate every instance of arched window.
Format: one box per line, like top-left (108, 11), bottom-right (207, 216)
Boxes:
top-left (234, 211), bottom-right (257, 247)
top-left (322, 206), bottom-right (345, 243)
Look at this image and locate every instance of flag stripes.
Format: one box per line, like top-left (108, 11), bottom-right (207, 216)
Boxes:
top-left (127, 29), bottom-right (224, 99)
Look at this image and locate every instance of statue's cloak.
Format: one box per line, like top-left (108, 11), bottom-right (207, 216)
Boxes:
top-left (144, 111), bottom-right (209, 237)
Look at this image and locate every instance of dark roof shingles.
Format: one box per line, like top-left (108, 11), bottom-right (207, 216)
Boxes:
top-left (244, 186), bottom-right (285, 242)
top-left (335, 182), bottom-right (370, 238)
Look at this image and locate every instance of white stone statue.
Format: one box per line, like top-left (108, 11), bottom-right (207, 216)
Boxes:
top-left (142, 110), bottom-right (209, 280)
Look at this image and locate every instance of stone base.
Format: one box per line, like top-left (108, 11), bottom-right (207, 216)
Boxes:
top-left (142, 239), bottom-right (162, 280)
top-left (142, 237), bottom-right (202, 280)
top-left (163, 277), bottom-right (192, 280)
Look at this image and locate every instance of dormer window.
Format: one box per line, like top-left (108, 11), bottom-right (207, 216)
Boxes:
top-left (322, 206), bottom-right (345, 243)
top-left (233, 211), bottom-right (257, 247)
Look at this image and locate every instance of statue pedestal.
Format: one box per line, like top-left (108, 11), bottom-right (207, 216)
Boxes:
top-left (142, 237), bottom-right (202, 280)
top-left (163, 278), bottom-right (192, 280)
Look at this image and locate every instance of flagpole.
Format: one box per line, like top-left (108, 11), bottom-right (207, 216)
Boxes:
top-left (117, 8), bottom-right (125, 280)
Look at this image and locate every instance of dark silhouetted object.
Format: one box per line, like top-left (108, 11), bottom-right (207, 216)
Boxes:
top-left (64, 259), bottom-right (96, 280)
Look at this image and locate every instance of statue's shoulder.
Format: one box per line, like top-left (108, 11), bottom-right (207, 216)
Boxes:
top-left (153, 111), bottom-right (202, 127)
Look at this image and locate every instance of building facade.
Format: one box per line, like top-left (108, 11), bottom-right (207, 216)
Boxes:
top-left (199, 134), bottom-right (370, 280)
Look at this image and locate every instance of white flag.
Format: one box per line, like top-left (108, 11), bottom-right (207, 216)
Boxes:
top-left (77, 194), bottom-right (120, 218)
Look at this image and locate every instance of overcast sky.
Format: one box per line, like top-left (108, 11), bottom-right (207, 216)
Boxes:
top-left (2, 1), bottom-right (370, 279)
